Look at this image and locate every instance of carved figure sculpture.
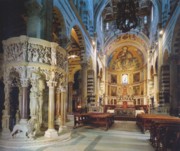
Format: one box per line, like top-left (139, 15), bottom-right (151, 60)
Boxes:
top-left (11, 118), bottom-right (38, 139)
top-left (30, 86), bottom-right (39, 117)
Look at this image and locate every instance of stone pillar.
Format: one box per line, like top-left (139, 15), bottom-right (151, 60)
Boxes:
top-left (18, 86), bottom-right (22, 115)
top-left (96, 76), bottom-right (100, 106)
top-left (105, 67), bottom-right (109, 105)
top-left (81, 63), bottom-right (87, 107)
top-left (147, 51), bottom-right (151, 108)
top-left (68, 82), bottom-right (73, 114)
top-left (26, 0), bottom-right (42, 38)
top-left (59, 86), bottom-right (66, 133)
top-left (1, 81), bottom-right (11, 137)
top-left (41, 0), bottom-right (53, 41)
top-left (55, 87), bottom-right (61, 125)
top-left (9, 79), bottom-right (31, 139)
top-left (143, 66), bottom-right (147, 104)
top-left (38, 79), bottom-right (45, 128)
top-left (44, 80), bottom-right (58, 138)
top-left (157, 30), bottom-right (163, 104)
top-left (169, 55), bottom-right (178, 115)
top-left (19, 79), bottom-right (29, 123)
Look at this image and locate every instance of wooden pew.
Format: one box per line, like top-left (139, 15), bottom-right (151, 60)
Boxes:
top-left (149, 119), bottom-right (180, 151)
top-left (136, 114), bottom-right (178, 133)
top-left (74, 113), bottom-right (114, 130)
top-left (136, 114), bottom-right (180, 151)
top-left (88, 113), bottom-right (114, 130)
top-left (73, 113), bottom-right (89, 128)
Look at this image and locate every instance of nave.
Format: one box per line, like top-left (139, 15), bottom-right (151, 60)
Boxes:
top-left (0, 117), bottom-right (154, 151)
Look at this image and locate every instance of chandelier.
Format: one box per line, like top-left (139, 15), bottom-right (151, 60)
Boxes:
top-left (116, 0), bottom-right (139, 32)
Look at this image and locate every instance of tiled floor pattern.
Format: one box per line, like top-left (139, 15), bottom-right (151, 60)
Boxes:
top-left (0, 121), bottom-right (154, 151)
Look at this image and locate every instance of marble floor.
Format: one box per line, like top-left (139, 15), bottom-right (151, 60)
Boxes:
top-left (0, 119), bottom-right (154, 151)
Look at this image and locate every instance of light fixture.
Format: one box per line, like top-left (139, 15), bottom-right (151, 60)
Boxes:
top-left (116, 0), bottom-right (139, 33)
top-left (159, 29), bottom-right (164, 36)
top-left (92, 40), bottom-right (95, 46)
top-left (68, 54), bottom-right (78, 59)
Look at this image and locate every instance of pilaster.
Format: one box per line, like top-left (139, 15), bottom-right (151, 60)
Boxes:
top-left (153, 74), bottom-right (158, 107)
top-left (68, 81), bottom-right (73, 114)
top-left (1, 80), bottom-right (11, 137)
top-left (169, 54), bottom-right (178, 115)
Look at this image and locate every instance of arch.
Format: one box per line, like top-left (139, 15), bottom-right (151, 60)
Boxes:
top-left (105, 33), bottom-right (149, 54)
top-left (107, 45), bottom-right (144, 71)
top-left (94, 0), bottom-right (109, 31)
top-left (105, 33), bottom-right (149, 66)
top-left (68, 25), bottom-right (86, 82)
top-left (8, 70), bottom-right (21, 131)
top-left (72, 25), bottom-right (86, 52)
top-left (52, 7), bottom-right (68, 48)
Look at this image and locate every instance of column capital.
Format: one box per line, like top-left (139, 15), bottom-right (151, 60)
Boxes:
top-left (68, 81), bottom-right (74, 85)
top-left (20, 79), bottom-right (29, 87)
top-left (81, 62), bottom-right (88, 69)
top-left (59, 86), bottom-right (66, 92)
top-left (25, 0), bottom-right (42, 17)
top-left (47, 80), bottom-right (57, 88)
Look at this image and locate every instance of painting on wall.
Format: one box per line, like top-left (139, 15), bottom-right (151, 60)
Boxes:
top-left (122, 74), bottom-right (128, 84)
top-left (111, 86), bottom-right (117, 96)
top-left (111, 74), bottom-right (117, 83)
top-left (133, 85), bottom-right (140, 95)
top-left (133, 72), bottom-right (140, 83)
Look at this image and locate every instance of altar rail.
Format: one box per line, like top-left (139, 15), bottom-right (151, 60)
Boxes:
top-left (103, 105), bottom-right (149, 114)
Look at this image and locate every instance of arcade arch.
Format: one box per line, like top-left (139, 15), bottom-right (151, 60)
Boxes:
top-left (67, 25), bottom-right (87, 113)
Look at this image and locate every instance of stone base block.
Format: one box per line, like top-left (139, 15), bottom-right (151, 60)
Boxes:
top-left (44, 129), bottom-right (58, 138)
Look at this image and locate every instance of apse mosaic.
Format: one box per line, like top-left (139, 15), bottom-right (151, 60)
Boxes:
top-left (105, 33), bottom-right (148, 55)
top-left (108, 46), bottom-right (143, 70)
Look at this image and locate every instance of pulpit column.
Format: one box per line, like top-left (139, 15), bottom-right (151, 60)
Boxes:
top-left (81, 63), bottom-right (87, 107)
top-left (55, 87), bottom-right (61, 125)
top-left (59, 86), bottom-right (67, 133)
top-left (8, 78), bottom-right (30, 139)
top-left (44, 79), bottom-right (58, 138)
top-left (19, 79), bottom-right (29, 123)
top-left (38, 79), bottom-right (45, 128)
top-left (1, 81), bottom-right (11, 137)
